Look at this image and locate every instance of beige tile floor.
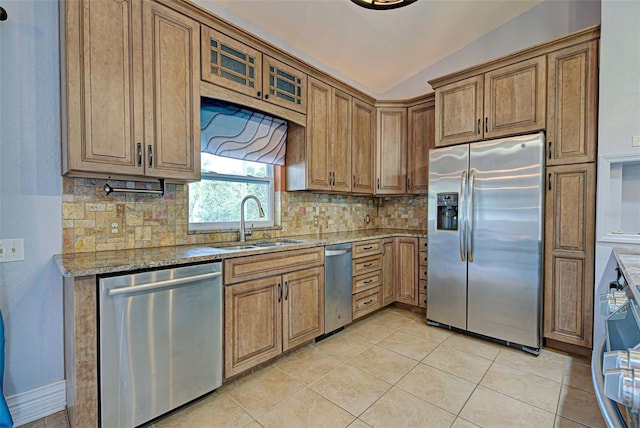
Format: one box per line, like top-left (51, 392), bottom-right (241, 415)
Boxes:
top-left (21, 307), bottom-right (605, 428)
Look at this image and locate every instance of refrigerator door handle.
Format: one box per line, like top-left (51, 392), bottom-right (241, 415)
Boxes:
top-left (459, 170), bottom-right (468, 262)
top-left (468, 169), bottom-right (476, 262)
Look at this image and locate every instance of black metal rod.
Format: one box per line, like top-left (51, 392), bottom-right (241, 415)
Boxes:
top-left (104, 179), bottom-right (165, 196)
top-left (0, 7), bottom-right (8, 21)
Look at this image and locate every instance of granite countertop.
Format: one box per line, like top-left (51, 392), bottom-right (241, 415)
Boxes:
top-left (614, 247), bottom-right (640, 288)
top-left (54, 228), bottom-right (427, 277)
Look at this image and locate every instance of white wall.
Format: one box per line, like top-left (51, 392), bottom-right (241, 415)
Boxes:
top-left (593, 0), bottom-right (640, 342)
top-left (383, 0), bottom-right (601, 98)
top-left (0, 0), bottom-right (64, 417)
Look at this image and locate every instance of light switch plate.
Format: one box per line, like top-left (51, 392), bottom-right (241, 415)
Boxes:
top-left (632, 136), bottom-right (640, 147)
top-left (0, 238), bottom-right (25, 262)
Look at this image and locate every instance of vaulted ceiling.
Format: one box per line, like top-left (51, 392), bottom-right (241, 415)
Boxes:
top-left (193, 0), bottom-right (597, 100)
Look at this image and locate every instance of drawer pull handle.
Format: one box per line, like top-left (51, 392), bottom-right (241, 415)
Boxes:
top-left (363, 263), bottom-right (373, 267)
top-left (363, 246), bottom-right (373, 250)
top-left (363, 299), bottom-right (374, 305)
top-left (363, 279), bottom-right (373, 284)
top-left (284, 281), bottom-right (289, 300)
top-left (278, 283), bottom-right (282, 303)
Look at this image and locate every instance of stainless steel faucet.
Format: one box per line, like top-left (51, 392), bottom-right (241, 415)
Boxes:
top-left (239, 195), bottom-right (265, 242)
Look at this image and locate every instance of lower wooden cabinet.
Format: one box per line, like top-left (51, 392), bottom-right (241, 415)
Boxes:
top-left (224, 266), bottom-right (324, 378)
top-left (395, 237), bottom-right (419, 305)
top-left (418, 238), bottom-right (427, 308)
top-left (352, 239), bottom-right (383, 319)
top-left (544, 163), bottom-right (596, 349)
top-left (382, 238), bottom-right (395, 306)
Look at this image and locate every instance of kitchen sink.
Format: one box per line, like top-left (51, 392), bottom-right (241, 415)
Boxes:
top-left (209, 238), bottom-right (309, 251)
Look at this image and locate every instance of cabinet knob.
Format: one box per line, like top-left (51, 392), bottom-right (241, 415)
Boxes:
top-left (265, 94), bottom-right (270, 100)
top-left (257, 91), bottom-right (261, 97)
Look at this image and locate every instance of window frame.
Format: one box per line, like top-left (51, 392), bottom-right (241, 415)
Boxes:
top-left (188, 165), bottom-right (275, 232)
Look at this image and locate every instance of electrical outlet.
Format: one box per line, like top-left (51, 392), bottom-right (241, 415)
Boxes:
top-left (633, 136), bottom-right (640, 147)
top-left (313, 216), bottom-right (319, 227)
top-left (0, 238), bottom-right (24, 263)
top-left (108, 218), bottom-right (124, 238)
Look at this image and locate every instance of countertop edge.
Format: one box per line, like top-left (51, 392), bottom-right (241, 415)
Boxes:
top-left (613, 246), bottom-right (640, 288)
top-left (55, 229), bottom-right (427, 278)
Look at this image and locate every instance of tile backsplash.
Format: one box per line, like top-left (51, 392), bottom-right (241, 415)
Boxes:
top-left (62, 177), bottom-right (427, 254)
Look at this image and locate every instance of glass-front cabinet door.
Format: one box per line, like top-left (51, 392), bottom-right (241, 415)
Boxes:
top-left (263, 55), bottom-right (307, 113)
top-left (201, 26), bottom-right (262, 99)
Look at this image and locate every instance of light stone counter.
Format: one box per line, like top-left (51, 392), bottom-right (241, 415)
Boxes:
top-left (54, 228), bottom-right (427, 277)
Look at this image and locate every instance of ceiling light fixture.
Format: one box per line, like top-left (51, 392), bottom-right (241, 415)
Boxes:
top-left (351, 0), bottom-right (418, 10)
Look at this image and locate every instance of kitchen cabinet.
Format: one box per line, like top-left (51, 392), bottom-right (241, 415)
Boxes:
top-left (376, 107), bottom-right (407, 194)
top-left (407, 99), bottom-right (435, 195)
top-left (544, 163), bottom-right (596, 349)
top-left (286, 81), bottom-right (375, 194)
top-left (382, 238), bottom-right (395, 306)
top-left (61, 0), bottom-right (200, 180)
top-left (201, 25), bottom-right (306, 114)
top-left (224, 248), bottom-right (324, 378)
top-left (418, 238), bottom-right (427, 308)
top-left (351, 99), bottom-right (376, 194)
top-left (352, 239), bottom-right (383, 319)
top-left (395, 237), bottom-right (419, 305)
top-left (434, 56), bottom-right (546, 147)
top-left (546, 40), bottom-right (599, 165)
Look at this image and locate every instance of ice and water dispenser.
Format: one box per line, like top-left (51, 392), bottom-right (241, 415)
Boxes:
top-left (436, 192), bottom-right (458, 231)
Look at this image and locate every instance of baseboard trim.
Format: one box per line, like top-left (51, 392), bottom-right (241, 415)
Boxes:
top-left (6, 380), bottom-right (66, 427)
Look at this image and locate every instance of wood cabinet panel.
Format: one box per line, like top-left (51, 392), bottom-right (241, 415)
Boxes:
top-left (332, 89), bottom-right (352, 192)
top-left (353, 239), bottom-right (382, 258)
top-left (353, 271), bottom-right (382, 294)
top-left (483, 56), bottom-right (546, 139)
top-left (382, 238), bottom-right (395, 306)
top-left (353, 286), bottom-right (383, 320)
top-left (352, 99), bottom-right (376, 194)
top-left (353, 255), bottom-right (382, 277)
top-left (307, 78), bottom-right (332, 191)
top-left (282, 267), bottom-right (324, 351)
top-left (224, 247), bottom-right (324, 284)
top-left (544, 163), bottom-right (595, 349)
top-left (547, 41), bottom-right (599, 165)
top-left (407, 99), bottom-right (435, 194)
top-left (143, 1), bottom-right (200, 180)
top-left (376, 107), bottom-right (407, 194)
top-left (395, 237), bottom-right (418, 305)
top-left (224, 276), bottom-right (282, 377)
top-left (435, 75), bottom-right (483, 147)
top-left (62, 0), bottom-right (200, 180)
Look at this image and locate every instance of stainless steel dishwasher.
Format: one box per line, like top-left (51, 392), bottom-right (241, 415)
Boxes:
top-left (98, 262), bottom-right (223, 427)
top-left (324, 243), bottom-right (353, 334)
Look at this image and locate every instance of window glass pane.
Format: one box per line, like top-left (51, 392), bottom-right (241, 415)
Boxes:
top-left (276, 69), bottom-right (295, 82)
top-left (276, 78), bottom-right (295, 95)
top-left (201, 153), bottom-right (268, 177)
top-left (221, 55), bottom-right (247, 76)
top-left (221, 70), bottom-right (247, 86)
top-left (189, 179), bottom-right (270, 224)
top-left (189, 154), bottom-right (274, 230)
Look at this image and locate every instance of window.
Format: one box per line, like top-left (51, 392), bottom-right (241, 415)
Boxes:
top-left (189, 153), bottom-right (274, 231)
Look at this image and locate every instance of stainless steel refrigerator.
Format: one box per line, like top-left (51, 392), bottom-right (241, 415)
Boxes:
top-left (427, 132), bottom-right (544, 352)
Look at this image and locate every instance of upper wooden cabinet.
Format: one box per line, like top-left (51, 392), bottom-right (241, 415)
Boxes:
top-left (546, 40), bottom-right (599, 165)
top-left (351, 99), bottom-right (376, 195)
top-left (61, 0), bottom-right (200, 181)
top-left (407, 98), bottom-right (435, 195)
top-left (286, 78), bottom-right (375, 195)
top-left (201, 25), bottom-right (306, 114)
top-left (435, 56), bottom-right (546, 146)
top-left (376, 107), bottom-right (407, 195)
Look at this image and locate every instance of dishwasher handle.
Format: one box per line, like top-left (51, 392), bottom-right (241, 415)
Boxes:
top-left (107, 271), bottom-right (221, 297)
top-left (325, 248), bottom-right (352, 257)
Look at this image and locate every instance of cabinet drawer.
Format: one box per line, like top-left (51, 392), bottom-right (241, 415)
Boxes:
top-left (420, 279), bottom-right (427, 294)
top-left (353, 240), bottom-right (382, 258)
top-left (353, 254), bottom-right (382, 277)
top-left (419, 266), bottom-right (427, 281)
top-left (419, 250), bottom-right (427, 266)
top-left (419, 292), bottom-right (427, 308)
top-left (419, 238), bottom-right (427, 249)
top-left (353, 270), bottom-right (382, 294)
top-left (224, 247), bottom-right (324, 284)
top-left (353, 286), bottom-right (382, 319)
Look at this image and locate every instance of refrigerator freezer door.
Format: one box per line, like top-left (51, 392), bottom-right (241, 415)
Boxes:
top-left (427, 144), bottom-right (469, 330)
top-left (466, 133), bottom-right (544, 349)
